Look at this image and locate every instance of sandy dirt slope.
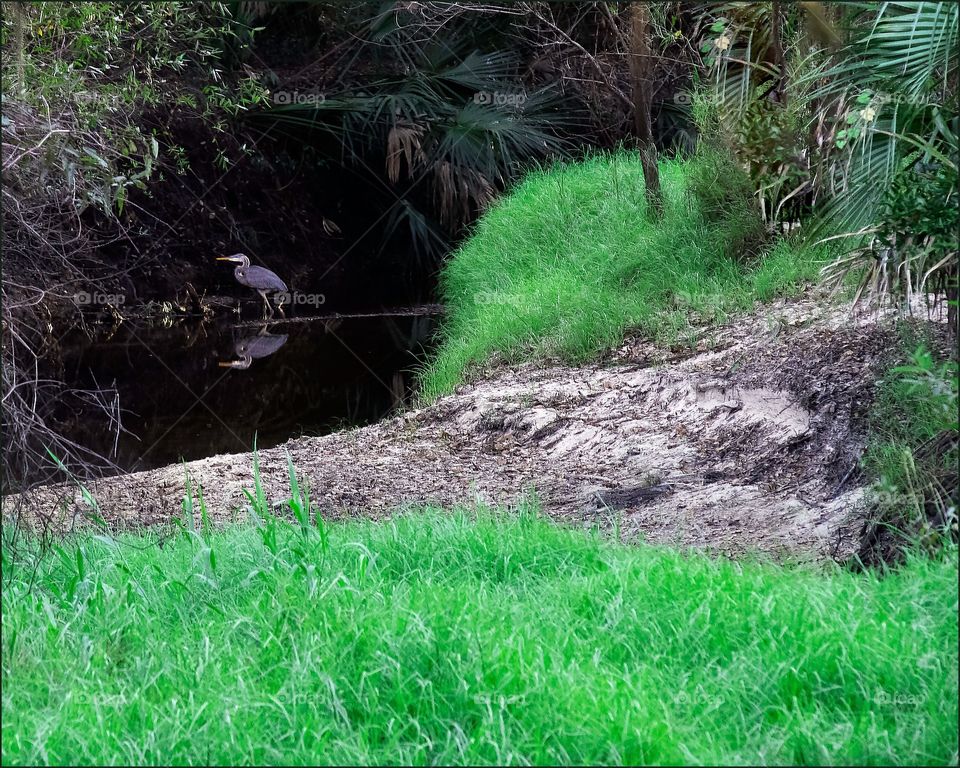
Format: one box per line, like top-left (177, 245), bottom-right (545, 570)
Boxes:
top-left (6, 293), bottom-right (939, 560)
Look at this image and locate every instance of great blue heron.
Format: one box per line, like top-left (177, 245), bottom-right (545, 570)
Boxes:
top-left (216, 253), bottom-right (288, 318)
top-left (218, 329), bottom-right (289, 369)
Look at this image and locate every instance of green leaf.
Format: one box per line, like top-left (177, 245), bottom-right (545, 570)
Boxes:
top-left (82, 146), bottom-right (108, 168)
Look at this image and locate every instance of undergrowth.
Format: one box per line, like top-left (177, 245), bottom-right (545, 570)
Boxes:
top-left (419, 150), bottom-right (828, 400)
top-left (860, 337), bottom-right (959, 562)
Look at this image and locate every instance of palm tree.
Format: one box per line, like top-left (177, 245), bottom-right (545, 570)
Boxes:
top-left (259, 20), bottom-right (575, 263)
top-left (700, 1), bottom-right (958, 329)
top-left (811, 2), bottom-right (958, 327)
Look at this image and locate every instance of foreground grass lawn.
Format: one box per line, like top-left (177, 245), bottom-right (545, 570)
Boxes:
top-left (2, 508), bottom-right (957, 765)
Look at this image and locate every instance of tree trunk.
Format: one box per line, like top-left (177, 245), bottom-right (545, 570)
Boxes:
top-left (947, 266), bottom-right (958, 339)
top-left (7, 2), bottom-right (27, 93)
top-left (768, 1), bottom-right (786, 104)
top-left (629, 2), bottom-right (663, 219)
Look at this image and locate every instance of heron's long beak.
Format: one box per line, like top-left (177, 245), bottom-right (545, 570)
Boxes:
top-left (216, 256), bottom-right (241, 262)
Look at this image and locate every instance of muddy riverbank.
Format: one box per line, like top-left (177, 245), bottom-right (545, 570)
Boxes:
top-left (4, 292), bottom-right (952, 560)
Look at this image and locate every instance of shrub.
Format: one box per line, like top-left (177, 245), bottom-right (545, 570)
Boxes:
top-left (685, 141), bottom-right (768, 260)
top-left (860, 344), bottom-right (959, 563)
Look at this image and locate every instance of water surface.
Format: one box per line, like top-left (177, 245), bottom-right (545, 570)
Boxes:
top-left (55, 311), bottom-right (437, 476)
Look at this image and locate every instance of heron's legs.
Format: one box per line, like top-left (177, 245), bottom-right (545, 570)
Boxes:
top-left (258, 290), bottom-right (274, 319)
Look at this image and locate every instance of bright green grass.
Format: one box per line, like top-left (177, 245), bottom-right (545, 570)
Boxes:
top-left (3, 506), bottom-right (957, 765)
top-left (420, 152), bottom-right (826, 400)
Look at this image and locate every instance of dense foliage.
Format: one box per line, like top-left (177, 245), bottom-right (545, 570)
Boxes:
top-left (862, 343), bottom-right (959, 560)
top-left (1, 1), bottom-right (267, 489)
top-left (697, 1), bottom-right (958, 320)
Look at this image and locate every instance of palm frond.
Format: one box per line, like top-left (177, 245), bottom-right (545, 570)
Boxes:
top-left (861, 2), bottom-right (959, 97)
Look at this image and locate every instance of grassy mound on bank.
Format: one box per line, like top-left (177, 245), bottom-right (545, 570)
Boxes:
top-left (3, 507), bottom-right (956, 765)
top-left (420, 152), bottom-right (825, 400)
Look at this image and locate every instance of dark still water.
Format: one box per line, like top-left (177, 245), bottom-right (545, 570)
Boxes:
top-left (54, 311), bottom-right (438, 476)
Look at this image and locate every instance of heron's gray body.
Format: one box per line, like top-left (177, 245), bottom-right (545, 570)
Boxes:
top-left (217, 253), bottom-right (288, 318)
top-left (234, 264), bottom-right (288, 293)
top-left (236, 332), bottom-right (288, 359)
top-left (220, 331), bottom-right (289, 369)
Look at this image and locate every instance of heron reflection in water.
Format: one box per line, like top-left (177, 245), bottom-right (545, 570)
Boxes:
top-left (218, 328), bottom-right (289, 370)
